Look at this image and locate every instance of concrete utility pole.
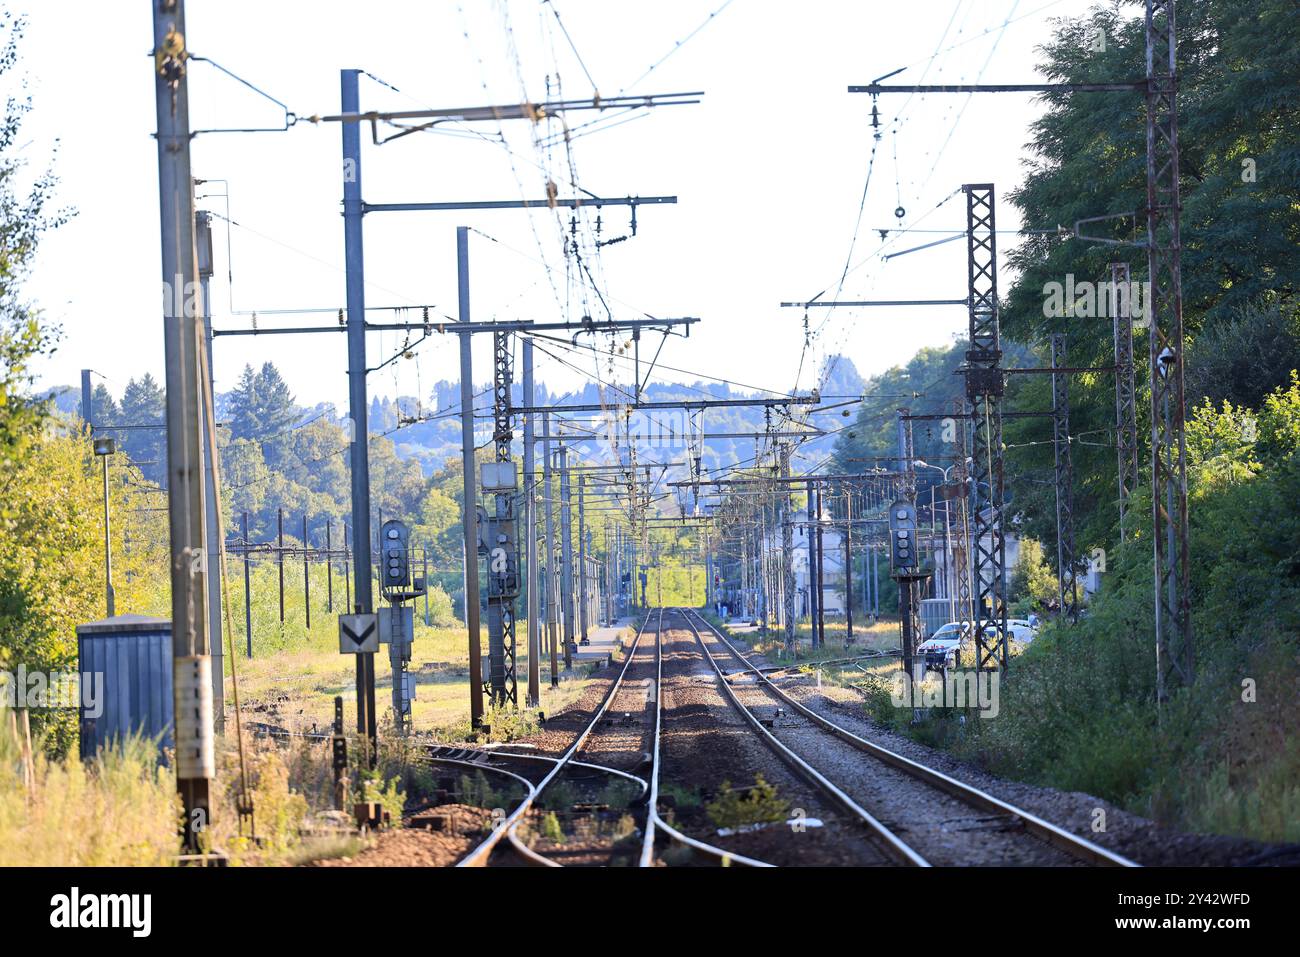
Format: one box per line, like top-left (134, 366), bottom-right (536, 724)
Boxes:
top-left (559, 444), bottom-right (574, 669)
top-left (456, 226), bottom-right (485, 728)
top-left (578, 476), bottom-right (588, 645)
top-left (277, 508), bottom-right (285, 622)
top-left (326, 520), bottom-right (334, 613)
top-left (194, 210), bottom-right (223, 720)
top-left (242, 512), bottom-right (252, 658)
top-left (542, 413), bottom-right (559, 687)
top-left (84, 372), bottom-right (118, 619)
top-left (340, 68), bottom-right (378, 762)
top-left (523, 338), bottom-right (540, 707)
top-left (870, 540), bottom-right (878, 620)
top-left (152, 0), bottom-right (213, 851)
top-left (80, 369), bottom-right (92, 431)
top-left (844, 489), bottom-right (853, 643)
top-left (814, 485), bottom-right (826, 648)
top-left (806, 480), bottom-right (817, 647)
top-left (100, 445), bottom-right (115, 617)
top-left (606, 525), bottom-right (614, 623)
top-left (303, 514), bottom-right (312, 630)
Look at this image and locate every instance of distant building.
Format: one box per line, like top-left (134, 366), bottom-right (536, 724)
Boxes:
top-left (758, 507), bottom-right (846, 619)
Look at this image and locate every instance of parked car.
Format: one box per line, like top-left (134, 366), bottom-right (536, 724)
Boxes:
top-left (917, 622), bottom-right (970, 671)
top-left (1006, 618), bottom-right (1039, 643)
top-left (918, 619), bottom-right (1031, 670)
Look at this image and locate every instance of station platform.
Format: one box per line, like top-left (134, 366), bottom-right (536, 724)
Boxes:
top-left (571, 617), bottom-right (635, 665)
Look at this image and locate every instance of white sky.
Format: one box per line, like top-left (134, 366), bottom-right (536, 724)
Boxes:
top-left (18, 0), bottom-right (1110, 410)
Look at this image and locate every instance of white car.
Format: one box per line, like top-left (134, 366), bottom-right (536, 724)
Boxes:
top-left (917, 622), bottom-right (970, 671)
top-left (917, 619), bottom-right (1038, 669)
top-left (1006, 618), bottom-right (1040, 643)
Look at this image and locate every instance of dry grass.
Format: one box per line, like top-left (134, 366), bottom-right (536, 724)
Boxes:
top-left (0, 707), bottom-right (378, 866)
top-left (737, 615), bottom-right (900, 665)
top-left (0, 618), bottom-right (630, 866)
top-left (0, 714), bottom-right (178, 866)
top-left (234, 619), bottom-right (615, 741)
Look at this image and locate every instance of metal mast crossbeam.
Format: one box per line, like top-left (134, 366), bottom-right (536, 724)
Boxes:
top-left (364, 196), bottom-right (676, 214)
top-left (511, 394), bottom-right (817, 415)
top-left (212, 316), bottom-right (700, 339)
top-left (314, 91), bottom-right (704, 126)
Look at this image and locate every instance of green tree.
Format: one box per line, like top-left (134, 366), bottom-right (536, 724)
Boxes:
top-left (1185, 300), bottom-right (1300, 410)
top-left (0, 15), bottom-right (142, 754)
top-left (1008, 537), bottom-right (1057, 614)
top-left (88, 383), bottom-right (119, 431)
top-left (226, 361), bottom-right (298, 444)
top-left (119, 373), bottom-right (166, 483)
top-left (0, 12), bottom-right (62, 476)
top-left (227, 363), bottom-right (261, 440)
top-left (1001, 0), bottom-right (1300, 554)
top-left (255, 363), bottom-right (296, 433)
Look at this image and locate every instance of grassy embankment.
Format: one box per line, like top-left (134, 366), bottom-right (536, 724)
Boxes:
top-left (0, 614), bottom-right (631, 865)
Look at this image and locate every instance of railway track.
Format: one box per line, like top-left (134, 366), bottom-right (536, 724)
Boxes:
top-left (649, 608), bottom-right (895, 865)
top-left (445, 607), bottom-right (1135, 867)
top-left (654, 608), bottom-right (917, 865)
top-left (456, 609), bottom-right (756, 867)
top-left (679, 608), bottom-right (1140, 868)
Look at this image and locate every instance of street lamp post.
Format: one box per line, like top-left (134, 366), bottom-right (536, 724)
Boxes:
top-left (93, 436), bottom-right (117, 617)
top-left (914, 459), bottom-right (964, 625)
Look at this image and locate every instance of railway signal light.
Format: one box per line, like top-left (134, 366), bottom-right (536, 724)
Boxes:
top-left (889, 499), bottom-right (918, 572)
top-left (381, 519), bottom-right (411, 595)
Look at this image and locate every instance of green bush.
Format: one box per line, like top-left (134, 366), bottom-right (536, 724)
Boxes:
top-left (421, 584), bottom-right (457, 627)
top-left (871, 381), bottom-right (1300, 843)
top-left (705, 776), bottom-right (789, 830)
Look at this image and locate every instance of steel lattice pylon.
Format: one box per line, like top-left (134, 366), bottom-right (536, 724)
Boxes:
top-left (963, 184), bottom-right (1008, 671)
top-left (1145, 0), bottom-right (1193, 698)
top-left (488, 330), bottom-right (518, 707)
top-left (1111, 262), bottom-right (1140, 541)
top-left (779, 443), bottom-right (796, 650)
top-left (1051, 334), bottom-right (1079, 623)
top-left (896, 410), bottom-right (926, 672)
top-left (950, 397), bottom-right (973, 627)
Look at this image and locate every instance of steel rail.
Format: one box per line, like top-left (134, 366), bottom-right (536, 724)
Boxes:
top-left (457, 612), bottom-right (656, 867)
top-left (490, 751), bottom-right (650, 794)
top-left (427, 749), bottom-right (650, 867)
top-left (685, 610), bottom-right (1140, 868)
top-left (503, 609), bottom-right (761, 867)
top-left (744, 649), bottom-right (903, 677)
top-left (640, 611), bottom-right (772, 867)
top-left (501, 755), bottom-right (649, 867)
top-left (675, 609), bottom-right (930, 867)
top-left (421, 755), bottom-right (543, 864)
top-left (639, 607), bottom-right (666, 866)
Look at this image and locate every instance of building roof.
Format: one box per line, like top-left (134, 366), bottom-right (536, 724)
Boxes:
top-left (76, 613), bottom-right (172, 636)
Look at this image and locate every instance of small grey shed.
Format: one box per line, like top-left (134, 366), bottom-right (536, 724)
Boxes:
top-left (76, 614), bottom-right (173, 761)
